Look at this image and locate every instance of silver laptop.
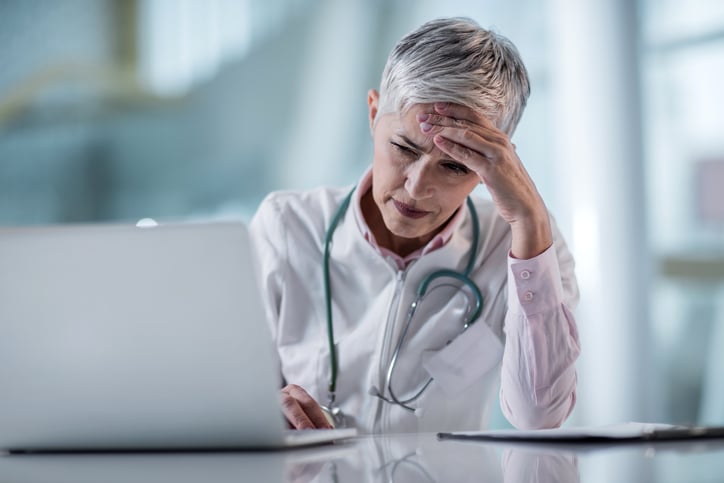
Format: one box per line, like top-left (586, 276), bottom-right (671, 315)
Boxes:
top-left (0, 221), bottom-right (356, 451)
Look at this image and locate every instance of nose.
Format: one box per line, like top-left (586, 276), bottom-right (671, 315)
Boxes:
top-left (404, 162), bottom-right (434, 200)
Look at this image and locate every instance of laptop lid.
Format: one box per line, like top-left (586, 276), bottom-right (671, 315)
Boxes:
top-left (0, 221), bottom-right (294, 450)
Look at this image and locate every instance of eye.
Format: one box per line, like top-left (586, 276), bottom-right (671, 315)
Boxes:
top-left (442, 162), bottom-right (470, 175)
top-left (390, 141), bottom-right (416, 157)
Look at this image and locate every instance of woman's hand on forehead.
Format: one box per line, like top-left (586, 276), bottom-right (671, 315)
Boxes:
top-left (417, 102), bottom-right (552, 259)
top-left (416, 102), bottom-right (506, 174)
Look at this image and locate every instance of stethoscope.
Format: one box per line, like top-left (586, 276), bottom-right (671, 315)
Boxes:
top-left (321, 187), bottom-right (483, 427)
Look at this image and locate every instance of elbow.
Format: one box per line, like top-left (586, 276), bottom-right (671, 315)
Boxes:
top-left (501, 385), bottom-right (577, 430)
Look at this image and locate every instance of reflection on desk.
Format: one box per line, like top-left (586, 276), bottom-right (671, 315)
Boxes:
top-left (2, 432), bottom-right (724, 482)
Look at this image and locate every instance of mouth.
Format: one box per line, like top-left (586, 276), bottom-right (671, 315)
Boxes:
top-left (392, 199), bottom-right (430, 219)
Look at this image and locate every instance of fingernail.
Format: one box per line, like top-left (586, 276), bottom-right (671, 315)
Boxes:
top-left (420, 122), bottom-right (432, 132)
top-left (416, 112), bottom-right (430, 122)
top-left (434, 102), bottom-right (448, 111)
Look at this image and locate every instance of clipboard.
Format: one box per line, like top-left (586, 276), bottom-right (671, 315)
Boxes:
top-left (437, 423), bottom-right (724, 444)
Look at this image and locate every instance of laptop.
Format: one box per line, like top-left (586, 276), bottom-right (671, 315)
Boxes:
top-left (0, 221), bottom-right (356, 451)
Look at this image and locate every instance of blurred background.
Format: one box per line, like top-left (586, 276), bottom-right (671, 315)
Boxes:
top-left (1, 0), bottom-right (724, 436)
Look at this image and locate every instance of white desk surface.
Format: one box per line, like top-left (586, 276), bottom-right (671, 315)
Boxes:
top-left (1, 432), bottom-right (723, 482)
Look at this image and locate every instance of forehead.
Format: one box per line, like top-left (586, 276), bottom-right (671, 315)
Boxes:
top-left (400, 102), bottom-right (434, 119)
top-left (377, 103), bottom-right (440, 153)
top-left (380, 103), bottom-right (433, 130)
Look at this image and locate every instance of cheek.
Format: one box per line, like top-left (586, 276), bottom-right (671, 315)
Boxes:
top-left (439, 184), bottom-right (476, 211)
top-left (372, 143), bottom-right (390, 172)
top-left (373, 149), bottom-right (406, 181)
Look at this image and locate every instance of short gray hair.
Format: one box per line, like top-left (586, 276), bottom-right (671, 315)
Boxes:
top-left (378, 17), bottom-right (530, 136)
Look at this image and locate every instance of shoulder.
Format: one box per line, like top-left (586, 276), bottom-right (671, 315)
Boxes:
top-left (251, 185), bottom-right (354, 242)
top-left (255, 185), bottom-right (352, 223)
top-left (257, 186), bottom-right (351, 213)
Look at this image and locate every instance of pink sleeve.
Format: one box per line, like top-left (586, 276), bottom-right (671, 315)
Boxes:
top-left (500, 244), bottom-right (580, 429)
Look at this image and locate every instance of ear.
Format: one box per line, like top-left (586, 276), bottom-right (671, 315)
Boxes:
top-left (367, 89), bottom-right (380, 134)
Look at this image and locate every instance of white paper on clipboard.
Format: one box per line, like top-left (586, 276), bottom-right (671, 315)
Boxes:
top-left (438, 423), bottom-right (724, 443)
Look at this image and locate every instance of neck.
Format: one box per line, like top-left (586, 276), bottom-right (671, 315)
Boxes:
top-left (360, 189), bottom-right (435, 258)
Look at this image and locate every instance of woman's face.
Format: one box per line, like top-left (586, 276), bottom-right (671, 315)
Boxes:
top-left (366, 90), bottom-right (480, 252)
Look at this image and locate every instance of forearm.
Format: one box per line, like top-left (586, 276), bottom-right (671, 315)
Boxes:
top-left (499, 245), bottom-right (581, 429)
top-left (500, 308), bottom-right (579, 429)
top-left (509, 206), bottom-right (553, 260)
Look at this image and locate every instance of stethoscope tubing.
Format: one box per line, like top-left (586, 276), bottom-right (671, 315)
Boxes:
top-left (384, 272), bottom-right (483, 410)
top-left (323, 188), bottom-right (483, 414)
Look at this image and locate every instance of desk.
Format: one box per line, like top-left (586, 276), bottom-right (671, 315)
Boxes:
top-left (1, 432), bottom-right (723, 482)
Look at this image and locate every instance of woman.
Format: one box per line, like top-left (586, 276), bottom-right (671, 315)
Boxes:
top-left (250, 17), bottom-right (580, 433)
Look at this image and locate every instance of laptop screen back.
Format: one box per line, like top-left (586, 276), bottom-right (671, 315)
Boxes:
top-left (0, 222), bottom-right (286, 450)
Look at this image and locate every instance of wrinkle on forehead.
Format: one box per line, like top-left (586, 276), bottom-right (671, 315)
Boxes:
top-left (393, 104), bottom-right (442, 156)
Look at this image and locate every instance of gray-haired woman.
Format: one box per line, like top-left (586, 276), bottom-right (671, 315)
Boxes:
top-left (251, 17), bottom-right (580, 433)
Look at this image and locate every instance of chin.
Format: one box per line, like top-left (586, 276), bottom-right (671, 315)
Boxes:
top-left (385, 218), bottom-right (431, 240)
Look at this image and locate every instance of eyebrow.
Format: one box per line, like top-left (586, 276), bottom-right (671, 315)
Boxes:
top-left (395, 133), bottom-right (430, 154)
top-left (394, 132), bottom-right (468, 169)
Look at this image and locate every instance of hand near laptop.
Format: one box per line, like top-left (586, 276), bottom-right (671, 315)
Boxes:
top-left (281, 384), bottom-right (334, 429)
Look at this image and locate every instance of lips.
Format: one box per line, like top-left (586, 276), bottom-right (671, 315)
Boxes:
top-left (392, 199), bottom-right (429, 219)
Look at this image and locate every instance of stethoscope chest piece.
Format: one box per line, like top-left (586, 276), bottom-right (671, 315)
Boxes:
top-left (321, 402), bottom-right (347, 429)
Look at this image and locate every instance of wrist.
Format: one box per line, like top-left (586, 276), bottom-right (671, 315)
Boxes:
top-left (509, 214), bottom-right (553, 260)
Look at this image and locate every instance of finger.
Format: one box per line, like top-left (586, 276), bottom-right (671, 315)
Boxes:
top-left (417, 112), bottom-right (467, 128)
top-left (432, 134), bottom-right (481, 167)
top-left (432, 134), bottom-right (497, 183)
top-left (288, 387), bottom-right (333, 429)
top-left (436, 127), bottom-right (508, 158)
top-left (420, 112), bottom-right (507, 151)
top-left (282, 385), bottom-right (333, 429)
top-left (432, 128), bottom-right (502, 169)
top-left (418, 114), bottom-right (467, 137)
top-left (433, 102), bottom-right (497, 130)
top-left (280, 389), bottom-right (315, 429)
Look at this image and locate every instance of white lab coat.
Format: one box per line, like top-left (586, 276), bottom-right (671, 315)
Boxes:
top-left (250, 185), bottom-right (580, 433)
